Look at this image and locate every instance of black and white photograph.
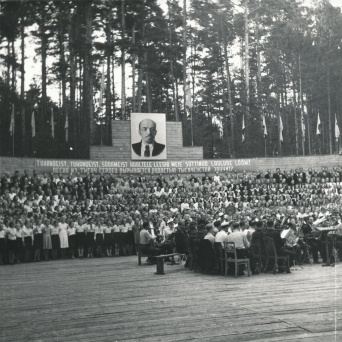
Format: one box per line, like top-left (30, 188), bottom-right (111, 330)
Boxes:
top-left (0, 0), bottom-right (342, 341)
top-left (131, 112), bottom-right (167, 160)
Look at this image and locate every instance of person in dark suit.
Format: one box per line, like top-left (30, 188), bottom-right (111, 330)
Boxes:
top-left (132, 119), bottom-right (165, 157)
top-left (264, 220), bottom-right (294, 272)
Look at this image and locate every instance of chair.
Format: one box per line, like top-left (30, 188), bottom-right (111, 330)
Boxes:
top-left (251, 239), bottom-right (265, 273)
top-left (301, 248), bottom-right (313, 265)
top-left (263, 237), bottom-right (290, 274)
top-left (223, 242), bottom-right (250, 278)
top-left (198, 239), bottom-right (215, 274)
top-left (214, 242), bottom-right (225, 275)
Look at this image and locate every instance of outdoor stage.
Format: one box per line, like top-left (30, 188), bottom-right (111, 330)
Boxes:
top-left (0, 257), bottom-right (341, 342)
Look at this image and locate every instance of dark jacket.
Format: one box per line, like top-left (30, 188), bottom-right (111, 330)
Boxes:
top-left (132, 141), bottom-right (165, 157)
top-left (264, 228), bottom-right (284, 253)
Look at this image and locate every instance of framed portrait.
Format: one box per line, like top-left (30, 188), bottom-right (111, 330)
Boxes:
top-left (131, 113), bottom-right (167, 160)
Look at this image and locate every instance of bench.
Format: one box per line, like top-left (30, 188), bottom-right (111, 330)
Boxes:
top-left (155, 253), bottom-right (185, 275)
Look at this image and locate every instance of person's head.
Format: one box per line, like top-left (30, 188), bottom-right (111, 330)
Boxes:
top-left (221, 221), bottom-right (229, 232)
top-left (266, 220), bottom-right (274, 229)
top-left (205, 223), bottom-right (214, 234)
top-left (138, 119), bottom-right (157, 144)
top-left (256, 221), bottom-right (263, 229)
top-left (232, 222), bottom-right (239, 231)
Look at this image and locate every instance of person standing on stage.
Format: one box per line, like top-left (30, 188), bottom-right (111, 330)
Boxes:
top-left (42, 218), bottom-right (52, 261)
top-left (67, 221), bottom-right (76, 259)
top-left (33, 218), bottom-right (43, 262)
top-left (0, 221), bottom-right (5, 264)
top-left (58, 216), bottom-right (69, 259)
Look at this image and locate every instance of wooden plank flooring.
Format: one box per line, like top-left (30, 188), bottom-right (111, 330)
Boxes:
top-left (0, 257), bottom-right (341, 342)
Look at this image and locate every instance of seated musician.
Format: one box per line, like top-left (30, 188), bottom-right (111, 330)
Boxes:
top-left (196, 224), bottom-right (207, 240)
top-left (139, 221), bottom-right (160, 264)
top-left (214, 221), bottom-right (229, 247)
top-left (250, 220), bottom-right (266, 273)
top-left (227, 221), bottom-right (250, 275)
top-left (227, 222), bottom-right (250, 253)
top-left (287, 222), bottom-right (308, 265)
top-left (174, 220), bottom-right (189, 254)
top-left (301, 216), bottom-right (322, 264)
top-left (140, 221), bottom-right (172, 264)
top-left (204, 224), bottom-right (215, 247)
top-left (264, 220), bottom-right (294, 272)
top-left (252, 220), bottom-right (265, 252)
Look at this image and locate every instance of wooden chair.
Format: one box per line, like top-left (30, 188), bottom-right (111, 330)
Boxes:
top-left (251, 239), bottom-right (265, 272)
top-left (223, 242), bottom-right (250, 278)
top-left (214, 242), bottom-right (225, 275)
top-left (199, 239), bottom-right (215, 274)
top-left (263, 237), bottom-right (290, 274)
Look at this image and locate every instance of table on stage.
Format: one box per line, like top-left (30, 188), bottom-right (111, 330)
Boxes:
top-left (316, 226), bottom-right (340, 266)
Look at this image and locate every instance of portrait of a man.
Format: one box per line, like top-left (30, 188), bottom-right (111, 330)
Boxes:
top-left (131, 113), bottom-right (167, 160)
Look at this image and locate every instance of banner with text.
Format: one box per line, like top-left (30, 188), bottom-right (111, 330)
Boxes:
top-left (35, 159), bottom-right (258, 175)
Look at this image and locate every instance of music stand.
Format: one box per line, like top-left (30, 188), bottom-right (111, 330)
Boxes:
top-left (290, 259), bottom-right (303, 271)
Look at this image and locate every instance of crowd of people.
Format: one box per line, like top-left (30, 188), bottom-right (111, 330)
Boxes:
top-left (0, 166), bottom-right (342, 270)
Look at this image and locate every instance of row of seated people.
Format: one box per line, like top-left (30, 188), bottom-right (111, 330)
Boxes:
top-left (139, 212), bottom-right (342, 274)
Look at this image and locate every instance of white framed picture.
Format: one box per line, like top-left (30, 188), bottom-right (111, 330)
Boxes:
top-left (131, 113), bottom-right (167, 160)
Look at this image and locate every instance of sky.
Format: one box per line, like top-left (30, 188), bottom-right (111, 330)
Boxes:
top-left (4, 0), bottom-right (342, 106)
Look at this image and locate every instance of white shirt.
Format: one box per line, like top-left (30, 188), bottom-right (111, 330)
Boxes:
top-left (204, 233), bottom-right (215, 247)
top-left (215, 230), bottom-right (229, 247)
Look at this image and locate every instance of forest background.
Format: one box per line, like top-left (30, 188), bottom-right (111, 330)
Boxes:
top-left (0, 0), bottom-right (342, 160)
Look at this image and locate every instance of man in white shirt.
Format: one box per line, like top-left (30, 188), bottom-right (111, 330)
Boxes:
top-left (204, 224), bottom-right (215, 247)
top-left (139, 221), bottom-right (159, 264)
top-left (215, 221), bottom-right (229, 247)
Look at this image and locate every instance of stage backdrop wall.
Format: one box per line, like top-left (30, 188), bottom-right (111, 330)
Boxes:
top-left (1, 155), bottom-right (342, 176)
top-left (90, 121), bottom-right (203, 161)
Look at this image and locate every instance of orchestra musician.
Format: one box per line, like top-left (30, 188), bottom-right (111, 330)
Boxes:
top-left (301, 216), bottom-right (322, 264)
top-left (264, 220), bottom-right (293, 272)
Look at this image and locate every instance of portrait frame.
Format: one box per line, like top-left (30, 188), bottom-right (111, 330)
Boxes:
top-left (131, 113), bottom-right (167, 160)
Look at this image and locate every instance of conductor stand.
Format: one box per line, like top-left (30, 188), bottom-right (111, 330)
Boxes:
top-left (322, 233), bottom-right (339, 267)
top-left (317, 227), bottom-right (340, 267)
top-left (290, 259), bottom-right (303, 271)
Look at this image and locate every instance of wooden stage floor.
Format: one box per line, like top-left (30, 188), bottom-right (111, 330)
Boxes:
top-left (0, 256), bottom-right (341, 342)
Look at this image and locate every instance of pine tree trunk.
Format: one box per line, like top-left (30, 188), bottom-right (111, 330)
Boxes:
top-left (299, 53), bottom-right (304, 155)
top-left (222, 18), bottom-right (234, 158)
top-left (327, 61), bottom-right (332, 154)
top-left (244, 0), bottom-right (249, 153)
top-left (292, 75), bottom-right (298, 155)
top-left (137, 55), bottom-right (142, 112)
top-left (68, 8), bottom-right (76, 140)
top-left (11, 41), bottom-right (15, 93)
top-left (106, 10), bottom-right (112, 144)
top-left (168, 2), bottom-right (179, 121)
top-left (121, 0), bottom-right (126, 120)
top-left (112, 54), bottom-right (116, 118)
top-left (182, 0), bottom-right (187, 131)
top-left (7, 40), bottom-right (10, 89)
top-left (41, 2), bottom-right (47, 133)
top-left (59, 8), bottom-right (67, 143)
top-left (132, 25), bottom-right (136, 113)
top-left (20, 16), bottom-right (26, 156)
top-left (82, 1), bottom-right (93, 155)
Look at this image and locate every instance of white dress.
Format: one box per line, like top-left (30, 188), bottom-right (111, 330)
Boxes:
top-left (58, 222), bottom-right (69, 248)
